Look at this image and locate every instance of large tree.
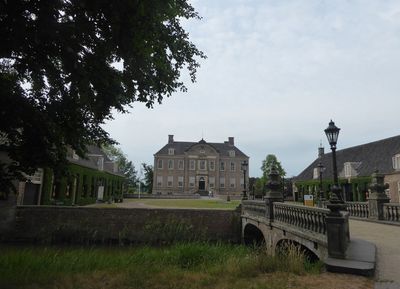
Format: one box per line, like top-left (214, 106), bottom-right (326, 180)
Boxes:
top-left (0, 0), bottom-right (205, 192)
top-left (141, 163), bottom-right (153, 193)
top-left (102, 145), bottom-right (137, 189)
top-left (261, 154), bottom-right (286, 179)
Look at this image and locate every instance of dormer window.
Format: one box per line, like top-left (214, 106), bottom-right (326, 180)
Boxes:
top-left (97, 157), bottom-right (104, 171)
top-left (168, 148), bottom-right (174, 155)
top-left (344, 162), bottom-right (352, 177)
top-left (393, 154), bottom-right (400, 170)
top-left (313, 168), bottom-right (319, 179)
top-left (229, 150), bottom-right (235, 157)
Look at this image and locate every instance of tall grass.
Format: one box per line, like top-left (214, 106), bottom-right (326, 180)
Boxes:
top-left (0, 243), bottom-right (323, 289)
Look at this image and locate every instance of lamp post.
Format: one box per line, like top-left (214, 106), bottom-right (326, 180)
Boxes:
top-left (324, 120), bottom-right (343, 203)
top-left (317, 161), bottom-right (325, 207)
top-left (241, 160), bottom-right (248, 200)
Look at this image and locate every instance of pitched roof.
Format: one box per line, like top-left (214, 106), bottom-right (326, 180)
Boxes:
top-left (155, 138), bottom-right (249, 158)
top-left (295, 135), bottom-right (400, 181)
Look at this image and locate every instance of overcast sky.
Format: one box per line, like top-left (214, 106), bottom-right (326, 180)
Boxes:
top-left (104, 0), bottom-right (400, 178)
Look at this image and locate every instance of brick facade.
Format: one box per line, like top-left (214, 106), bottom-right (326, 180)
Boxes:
top-left (153, 136), bottom-right (249, 196)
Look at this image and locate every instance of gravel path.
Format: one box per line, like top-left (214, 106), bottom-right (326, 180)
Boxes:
top-left (349, 219), bottom-right (400, 288)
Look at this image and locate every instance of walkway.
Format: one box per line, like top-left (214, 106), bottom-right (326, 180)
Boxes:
top-left (350, 219), bottom-right (400, 288)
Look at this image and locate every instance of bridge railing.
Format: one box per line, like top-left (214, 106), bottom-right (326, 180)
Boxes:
top-left (383, 203), bottom-right (400, 222)
top-left (273, 202), bottom-right (329, 235)
top-left (346, 202), bottom-right (369, 218)
top-left (242, 200), bottom-right (266, 217)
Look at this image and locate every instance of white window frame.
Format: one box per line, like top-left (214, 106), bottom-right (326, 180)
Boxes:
top-left (189, 176), bottom-right (195, 188)
top-left (178, 176), bottom-right (184, 187)
top-left (230, 161), bottom-right (235, 172)
top-left (220, 177), bottom-right (225, 188)
top-left (230, 178), bottom-right (236, 188)
top-left (344, 162), bottom-right (352, 178)
top-left (220, 161), bottom-right (225, 171)
top-left (178, 160), bottom-right (184, 170)
top-left (168, 159), bottom-right (174, 170)
top-left (190, 160), bottom-right (195, 170)
top-left (157, 159), bottom-right (163, 169)
top-left (229, 150), bottom-right (235, 157)
top-left (168, 148), bottom-right (175, 155)
top-left (167, 176), bottom-right (173, 187)
top-left (156, 176), bottom-right (163, 187)
top-left (209, 177), bottom-right (215, 188)
top-left (393, 154), bottom-right (400, 170)
top-left (313, 168), bottom-right (319, 180)
top-left (209, 161), bottom-right (215, 171)
top-left (199, 160), bottom-right (206, 170)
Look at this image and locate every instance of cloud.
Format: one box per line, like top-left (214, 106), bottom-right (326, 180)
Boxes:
top-left (105, 0), bottom-right (400, 177)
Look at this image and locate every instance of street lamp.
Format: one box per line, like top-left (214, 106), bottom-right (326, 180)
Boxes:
top-left (241, 160), bottom-right (248, 200)
top-left (317, 161), bottom-right (325, 207)
top-left (324, 120), bottom-right (343, 203)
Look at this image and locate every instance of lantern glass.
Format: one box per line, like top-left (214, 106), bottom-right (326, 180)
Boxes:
top-left (324, 120), bottom-right (340, 147)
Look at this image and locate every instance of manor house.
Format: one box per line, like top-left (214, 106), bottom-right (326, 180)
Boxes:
top-left (153, 135), bottom-right (249, 196)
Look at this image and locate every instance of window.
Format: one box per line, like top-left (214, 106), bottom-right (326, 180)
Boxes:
top-left (344, 162), bottom-right (352, 178)
top-left (229, 150), bottom-right (235, 157)
top-left (178, 176), bottom-right (184, 187)
top-left (313, 168), bottom-right (319, 179)
top-left (220, 177), bottom-right (225, 188)
top-left (190, 160), bottom-right (195, 170)
top-left (209, 161), bottom-right (215, 171)
top-left (157, 176), bottom-right (163, 187)
top-left (167, 176), bottom-right (173, 187)
top-left (230, 178), bottom-right (236, 188)
top-left (178, 160), bottom-right (184, 170)
top-left (168, 148), bottom-right (175, 155)
top-left (97, 157), bottom-right (104, 171)
top-left (209, 177), bottom-right (215, 188)
top-left (230, 162), bottom-right (235, 172)
top-left (189, 176), bottom-right (195, 187)
top-left (157, 159), bottom-right (163, 169)
top-left (168, 159), bottom-right (174, 170)
top-left (220, 161), bottom-right (225, 171)
top-left (199, 160), bottom-right (206, 170)
top-left (393, 154), bottom-right (400, 170)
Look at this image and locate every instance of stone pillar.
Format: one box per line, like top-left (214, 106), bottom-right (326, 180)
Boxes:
top-left (264, 163), bottom-right (283, 221)
top-left (326, 186), bottom-right (349, 259)
top-left (368, 171), bottom-right (390, 220)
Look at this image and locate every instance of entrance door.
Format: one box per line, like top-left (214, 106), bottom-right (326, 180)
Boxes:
top-left (198, 177), bottom-right (206, 191)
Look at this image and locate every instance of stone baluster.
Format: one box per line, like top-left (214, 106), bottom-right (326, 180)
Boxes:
top-left (368, 171), bottom-right (390, 220)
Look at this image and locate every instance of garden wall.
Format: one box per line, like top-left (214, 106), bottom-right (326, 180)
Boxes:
top-left (12, 206), bottom-right (241, 244)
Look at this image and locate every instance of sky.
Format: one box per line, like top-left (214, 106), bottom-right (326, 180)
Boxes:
top-left (104, 0), bottom-right (400, 178)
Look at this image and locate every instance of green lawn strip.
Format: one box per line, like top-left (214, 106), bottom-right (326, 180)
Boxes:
top-left (126, 198), bottom-right (241, 209)
top-left (0, 243), bottom-right (322, 289)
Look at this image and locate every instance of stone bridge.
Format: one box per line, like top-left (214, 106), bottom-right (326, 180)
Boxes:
top-left (242, 200), bottom-right (329, 260)
top-left (241, 199), bottom-right (376, 276)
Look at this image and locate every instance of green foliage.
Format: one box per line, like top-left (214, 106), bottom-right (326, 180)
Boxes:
top-left (141, 163), bottom-right (154, 193)
top-left (0, 243), bottom-right (323, 288)
top-left (0, 0), bottom-right (206, 193)
top-left (102, 144), bottom-right (137, 188)
top-left (261, 154), bottom-right (286, 179)
top-left (41, 163), bottom-right (125, 206)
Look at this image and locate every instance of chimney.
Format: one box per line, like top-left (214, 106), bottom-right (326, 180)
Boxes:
top-left (318, 144), bottom-right (324, 158)
top-left (228, 137), bottom-right (234, 146)
top-left (168, 135), bottom-right (174, 144)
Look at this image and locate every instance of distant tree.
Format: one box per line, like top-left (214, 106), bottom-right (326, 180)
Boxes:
top-left (261, 154), bottom-right (286, 179)
top-left (102, 145), bottom-right (137, 189)
top-left (0, 0), bottom-right (205, 193)
top-left (141, 163), bottom-right (153, 193)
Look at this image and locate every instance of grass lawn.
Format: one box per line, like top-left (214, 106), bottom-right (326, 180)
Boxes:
top-left (0, 243), bottom-right (372, 289)
top-left (90, 198), bottom-right (242, 210)
top-left (124, 198), bottom-right (241, 209)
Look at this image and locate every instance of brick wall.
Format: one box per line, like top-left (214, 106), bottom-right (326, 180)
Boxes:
top-left (12, 206), bottom-right (241, 244)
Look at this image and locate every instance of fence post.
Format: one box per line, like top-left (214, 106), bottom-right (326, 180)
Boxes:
top-left (368, 171), bottom-right (390, 220)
